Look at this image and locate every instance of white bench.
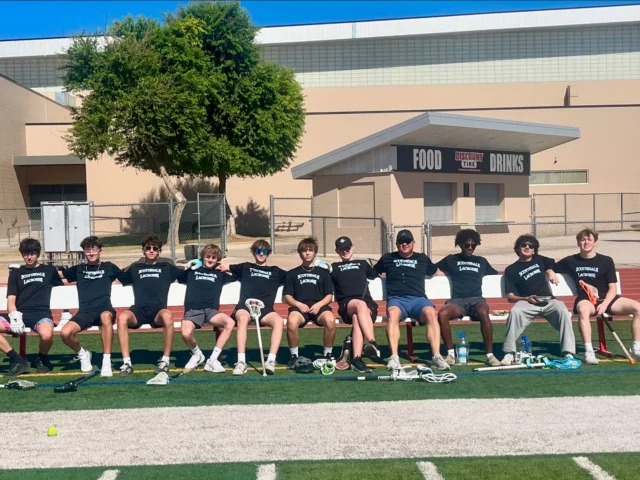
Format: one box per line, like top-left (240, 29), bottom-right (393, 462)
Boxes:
top-left (0, 273), bottom-right (623, 359)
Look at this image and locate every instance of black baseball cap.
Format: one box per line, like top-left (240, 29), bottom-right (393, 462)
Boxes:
top-left (396, 229), bottom-right (414, 244)
top-left (335, 236), bottom-right (353, 250)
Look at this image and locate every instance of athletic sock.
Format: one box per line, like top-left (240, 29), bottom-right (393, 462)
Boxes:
top-left (584, 343), bottom-right (595, 353)
top-left (289, 347), bottom-right (299, 356)
top-left (38, 352), bottom-right (47, 362)
top-left (323, 347), bottom-right (332, 357)
top-left (633, 341), bottom-right (640, 352)
top-left (123, 356), bottom-right (132, 366)
top-left (267, 353), bottom-right (276, 363)
top-left (211, 347), bottom-right (222, 361)
top-left (191, 346), bottom-right (202, 356)
top-left (102, 354), bottom-right (111, 364)
top-left (238, 353), bottom-right (246, 363)
top-left (486, 353), bottom-right (494, 359)
top-left (447, 349), bottom-right (455, 357)
top-left (6, 349), bottom-right (19, 362)
top-left (161, 355), bottom-right (170, 365)
top-left (78, 347), bottom-right (87, 355)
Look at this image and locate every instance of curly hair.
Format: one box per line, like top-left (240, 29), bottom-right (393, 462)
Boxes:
top-left (454, 229), bottom-right (481, 247)
top-left (513, 234), bottom-right (540, 255)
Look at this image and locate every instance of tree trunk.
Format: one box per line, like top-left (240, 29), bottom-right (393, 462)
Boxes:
top-left (218, 173), bottom-right (234, 237)
top-left (219, 174), bottom-right (227, 194)
top-left (159, 165), bottom-right (187, 251)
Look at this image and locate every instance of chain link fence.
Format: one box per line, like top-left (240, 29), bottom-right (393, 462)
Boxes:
top-left (532, 193), bottom-right (640, 226)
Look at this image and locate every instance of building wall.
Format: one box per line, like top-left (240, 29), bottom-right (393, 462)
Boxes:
top-left (25, 124), bottom-right (74, 156)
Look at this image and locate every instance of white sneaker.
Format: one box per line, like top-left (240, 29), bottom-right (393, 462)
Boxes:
top-left (204, 357), bottom-right (225, 373)
top-left (584, 351), bottom-right (599, 365)
top-left (233, 361), bottom-right (248, 376)
top-left (431, 355), bottom-right (451, 371)
top-left (100, 361), bottom-right (113, 377)
top-left (265, 359), bottom-right (276, 375)
top-left (501, 353), bottom-right (515, 366)
top-left (630, 348), bottom-right (640, 361)
top-left (76, 349), bottom-right (93, 373)
top-left (185, 351), bottom-right (206, 371)
top-left (386, 355), bottom-right (402, 371)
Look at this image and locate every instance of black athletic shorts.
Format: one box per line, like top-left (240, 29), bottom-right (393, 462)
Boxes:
top-left (337, 298), bottom-right (378, 324)
top-left (288, 303), bottom-right (333, 326)
top-left (444, 297), bottom-right (488, 321)
top-left (128, 306), bottom-right (164, 329)
top-left (231, 305), bottom-right (275, 323)
top-left (22, 310), bottom-right (54, 330)
top-left (70, 309), bottom-right (116, 331)
top-left (573, 295), bottom-right (621, 315)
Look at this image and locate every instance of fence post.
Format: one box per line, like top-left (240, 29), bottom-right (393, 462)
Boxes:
top-left (269, 195), bottom-right (275, 253)
top-left (310, 196), bottom-right (315, 238)
top-left (169, 199), bottom-right (176, 263)
top-left (426, 222), bottom-right (432, 258)
top-left (621, 193), bottom-right (624, 231)
top-left (592, 194), bottom-right (596, 229)
top-left (420, 223), bottom-right (425, 253)
top-left (564, 194), bottom-right (567, 236)
top-left (322, 217), bottom-right (327, 257)
top-left (196, 192), bottom-right (201, 252)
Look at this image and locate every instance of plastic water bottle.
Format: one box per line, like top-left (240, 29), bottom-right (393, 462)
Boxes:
top-left (456, 333), bottom-right (468, 365)
top-left (515, 336), bottom-right (531, 363)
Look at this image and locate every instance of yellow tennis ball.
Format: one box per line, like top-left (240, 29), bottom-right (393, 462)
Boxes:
top-left (47, 426), bottom-right (57, 437)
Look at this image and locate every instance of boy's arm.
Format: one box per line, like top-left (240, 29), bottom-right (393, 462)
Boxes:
top-left (7, 295), bottom-right (17, 313)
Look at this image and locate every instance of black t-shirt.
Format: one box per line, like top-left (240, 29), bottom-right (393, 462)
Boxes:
top-left (331, 259), bottom-right (379, 303)
top-left (283, 265), bottom-right (333, 304)
top-left (436, 254), bottom-right (498, 298)
top-left (180, 267), bottom-right (236, 311)
top-left (7, 264), bottom-right (64, 313)
top-left (119, 262), bottom-right (184, 308)
top-left (555, 253), bottom-right (617, 301)
top-left (504, 255), bottom-right (554, 298)
top-left (62, 262), bottom-right (122, 311)
top-left (229, 262), bottom-right (287, 308)
top-left (373, 252), bottom-right (437, 298)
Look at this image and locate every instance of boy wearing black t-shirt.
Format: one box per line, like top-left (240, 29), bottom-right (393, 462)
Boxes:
top-left (117, 236), bottom-right (184, 376)
top-left (436, 229), bottom-right (500, 367)
top-left (59, 236), bottom-right (122, 376)
top-left (331, 236), bottom-right (381, 373)
top-left (284, 237), bottom-right (335, 368)
top-left (373, 230), bottom-right (450, 371)
top-left (217, 240), bottom-right (285, 376)
top-left (555, 228), bottom-right (640, 364)
top-left (180, 244), bottom-right (236, 373)
top-left (6, 238), bottom-right (63, 373)
top-left (501, 235), bottom-right (575, 365)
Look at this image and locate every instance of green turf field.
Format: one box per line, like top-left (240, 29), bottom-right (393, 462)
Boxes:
top-left (2, 321), bottom-right (639, 412)
top-left (2, 453), bottom-right (639, 480)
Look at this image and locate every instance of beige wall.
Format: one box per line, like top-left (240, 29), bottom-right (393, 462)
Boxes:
top-left (25, 124), bottom-right (74, 156)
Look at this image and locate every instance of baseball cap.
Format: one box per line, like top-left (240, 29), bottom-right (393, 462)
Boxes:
top-left (396, 229), bottom-right (414, 244)
top-left (335, 236), bottom-right (353, 250)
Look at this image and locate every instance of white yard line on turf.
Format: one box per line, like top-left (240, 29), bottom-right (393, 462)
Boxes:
top-left (257, 463), bottom-right (276, 480)
top-left (417, 461), bottom-right (445, 480)
top-left (573, 457), bottom-right (617, 480)
top-left (2, 396), bottom-right (640, 470)
top-left (97, 470), bottom-right (120, 480)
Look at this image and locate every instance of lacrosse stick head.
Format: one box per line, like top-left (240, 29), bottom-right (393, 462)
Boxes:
top-left (392, 366), bottom-right (419, 381)
top-left (5, 380), bottom-right (36, 390)
top-left (54, 382), bottom-right (78, 393)
top-left (245, 298), bottom-right (265, 321)
top-left (146, 372), bottom-right (169, 386)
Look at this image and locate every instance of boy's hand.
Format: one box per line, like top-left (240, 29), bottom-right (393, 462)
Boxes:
top-left (216, 264), bottom-right (230, 272)
top-left (308, 303), bottom-right (322, 314)
top-left (297, 302), bottom-right (310, 313)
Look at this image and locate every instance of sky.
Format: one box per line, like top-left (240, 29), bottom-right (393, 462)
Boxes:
top-left (0, 0), bottom-right (639, 41)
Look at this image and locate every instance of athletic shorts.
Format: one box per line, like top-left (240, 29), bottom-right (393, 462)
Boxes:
top-left (445, 297), bottom-right (487, 321)
top-left (337, 298), bottom-right (378, 324)
top-left (573, 295), bottom-right (621, 315)
top-left (0, 316), bottom-right (9, 332)
top-left (70, 309), bottom-right (116, 331)
top-left (22, 311), bottom-right (55, 331)
top-left (288, 303), bottom-right (333, 326)
top-left (387, 296), bottom-right (435, 323)
top-left (183, 308), bottom-right (221, 329)
top-left (231, 305), bottom-right (275, 323)
top-left (128, 306), bottom-right (164, 329)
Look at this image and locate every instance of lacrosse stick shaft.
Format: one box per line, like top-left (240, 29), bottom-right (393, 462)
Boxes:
top-left (474, 362), bottom-right (545, 372)
top-left (600, 315), bottom-right (636, 365)
top-left (253, 314), bottom-right (267, 376)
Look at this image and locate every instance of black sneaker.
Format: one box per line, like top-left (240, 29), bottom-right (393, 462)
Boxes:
top-left (287, 355), bottom-right (298, 370)
top-left (4, 360), bottom-right (30, 377)
top-left (119, 364), bottom-right (133, 377)
top-left (363, 341), bottom-right (383, 362)
top-left (351, 357), bottom-right (371, 373)
top-left (35, 357), bottom-right (52, 374)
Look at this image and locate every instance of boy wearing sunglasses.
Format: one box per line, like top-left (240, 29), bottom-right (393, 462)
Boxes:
top-left (436, 229), bottom-right (500, 367)
top-left (502, 234), bottom-right (575, 365)
top-left (6, 238), bottom-right (63, 374)
top-left (283, 237), bottom-right (335, 369)
top-left (117, 236), bottom-right (184, 376)
top-left (217, 240), bottom-right (286, 375)
top-left (58, 236), bottom-right (122, 376)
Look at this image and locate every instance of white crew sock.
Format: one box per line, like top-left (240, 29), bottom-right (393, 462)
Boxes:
top-left (78, 347), bottom-right (87, 355)
top-left (632, 341), bottom-right (640, 352)
top-left (211, 347), bottom-right (222, 361)
top-left (584, 343), bottom-right (594, 353)
top-left (486, 353), bottom-right (494, 359)
top-left (447, 349), bottom-right (455, 356)
top-left (191, 346), bottom-right (202, 356)
top-left (290, 347), bottom-right (299, 356)
top-left (238, 353), bottom-right (246, 363)
top-left (323, 347), bottom-right (332, 356)
top-left (267, 353), bottom-right (276, 363)
top-left (123, 356), bottom-right (131, 366)
top-left (161, 355), bottom-right (170, 365)
top-left (102, 354), bottom-right (111, 364)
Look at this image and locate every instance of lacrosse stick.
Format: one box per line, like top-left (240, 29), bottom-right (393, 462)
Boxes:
top-left (474, 357), bottom-right (546, 372)
top-left (579, 280), bottom-right (635, 365)
top-left (146, 370), bottom-right (188, 386)
top-left (0, 380), bottom-right (36, 390)
top-left (246, 298), bottom-right (267, 377)
top-left (542, 356), bottom-right (582, 370)
top-left (416, 365), bottom-right (457, 383)
top-left (333, 366), bottom-right (417, 381)
top-left (53, 370), bottom-right (99, 393)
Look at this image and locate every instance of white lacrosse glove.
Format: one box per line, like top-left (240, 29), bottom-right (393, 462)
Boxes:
top-left (8, 311), bottom-right (25, 335)
top-left (186, 259), bottom-right (203, 270)
top-left (314, 258), bottom-right (332, 273)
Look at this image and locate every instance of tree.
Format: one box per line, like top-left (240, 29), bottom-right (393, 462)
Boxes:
top-left (63, 1), bottom-right (305, 244)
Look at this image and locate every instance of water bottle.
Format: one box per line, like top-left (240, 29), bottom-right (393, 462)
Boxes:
top-left (515, 336), bottom-right (531, 364)
top-left (456, 333), bottom-right (468, 365)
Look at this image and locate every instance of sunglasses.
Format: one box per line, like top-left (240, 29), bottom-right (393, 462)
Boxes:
top-left (254, 248), bottom-right (269, 256)
top-left (397, 241), bottom-right (412, 246)
top-left (463, 242), bottom-right (477, 248)
top-left (144, 245), bottom-right (160, 252)
top-left (519, 242), bottom-right (535, 249)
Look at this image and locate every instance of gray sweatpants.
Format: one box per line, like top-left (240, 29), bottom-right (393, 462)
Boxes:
top-left (503, 299), bottom-right (576, 355)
